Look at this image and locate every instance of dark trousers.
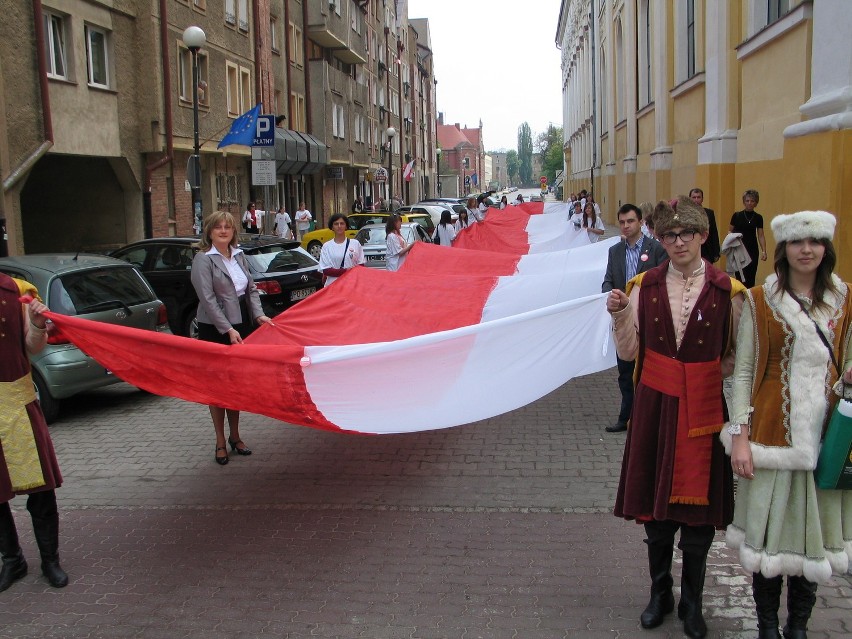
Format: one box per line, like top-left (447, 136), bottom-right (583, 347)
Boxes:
top-left (616, 356), bottom-right (635, 425)
top-left (644, 519), bottom-right (715, 554)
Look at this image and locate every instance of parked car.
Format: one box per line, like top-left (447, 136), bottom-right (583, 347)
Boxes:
top-left (416, 200), bottom-right (465, 220)
top-left (110, 235), bottom-right (322, 337)
top-left (0, 254), bottom-right (172, 423)
top-left (299, 212), bottom-right (434, 259)
top-left (355, 222), bottom-right (433, 269)
top-left (396, 203), bottom-right (459, 225)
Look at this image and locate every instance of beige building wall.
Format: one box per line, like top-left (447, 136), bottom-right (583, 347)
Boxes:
top-left (557, 0), bottom-right (852, 280)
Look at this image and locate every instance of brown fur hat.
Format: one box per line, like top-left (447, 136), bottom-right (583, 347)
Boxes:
top-left (654, 196), bottom-right (708, 235)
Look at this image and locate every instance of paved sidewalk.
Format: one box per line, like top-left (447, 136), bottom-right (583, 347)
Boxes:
top-left (1, 372), bottom-right (849, 638)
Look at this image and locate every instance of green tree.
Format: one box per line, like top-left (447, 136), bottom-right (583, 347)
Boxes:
top-left (518, 122), bottom-right (533, 186)
top-left (537, 124), bottom-right (564, 185)
top-left (506, 150), bottom-right (519, 186)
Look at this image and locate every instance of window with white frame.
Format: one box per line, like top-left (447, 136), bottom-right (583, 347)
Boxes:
top-left (43, 11), bottom-right (68, 79)
top-left (599, 47), bottom-right (607, 129)
top-left (238, 0), bottom-right (249, 32)
top-left (637, 0), bottom-right (652, 108)
top-left (767, 0), bottom-right (790, 24)
top-left (332, 103), bottom-right (345, 139)
top-left (351, 6), bottom-right (361, 34)
top-left (270, 17), bottom-right (279, 53)
top-left (226, 62), bottom-right (240, 116)
top-left (686, 0), bottom-right (696, 78)
top-left (179, 47), bottom-right (209, 106)
top-left (289, 23), bottom-right (303, 67)
top-left (331, 0), bottom-right (341, 17)
top-left (615, 17), bottom-right (624, 122)
top-left (240, 67), bottom-right (252, 113)
top-left (225, 0), bottom-right (236, 25)
top-left (290, 92), bottom-right (306, 131)
top-left (85, 24), bottom-right (109, 88)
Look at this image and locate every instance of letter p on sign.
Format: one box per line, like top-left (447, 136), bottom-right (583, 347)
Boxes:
top-left (253, 115), bottom-right (275, 147)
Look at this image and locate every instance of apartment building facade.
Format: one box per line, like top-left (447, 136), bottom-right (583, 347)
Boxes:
top-left (0, 0), bottom-right (438, 255)
top-left (556, 0), bottom-right (851, 279)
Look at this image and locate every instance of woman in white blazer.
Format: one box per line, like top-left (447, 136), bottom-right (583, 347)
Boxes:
top-left (191, 211), bottom-right (272, 465)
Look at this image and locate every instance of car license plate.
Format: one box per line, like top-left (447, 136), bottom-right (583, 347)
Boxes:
top-left (366, 254), bottom-right (383, 261)
top-left (290, 287), bottom-right (316, 301)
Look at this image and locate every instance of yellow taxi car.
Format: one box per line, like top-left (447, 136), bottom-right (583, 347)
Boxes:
top-left (300, 212), bottom-right (434, 259)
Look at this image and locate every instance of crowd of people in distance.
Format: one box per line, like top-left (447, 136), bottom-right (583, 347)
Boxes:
top-left (241, 201), bottom-right (314, 241)
top-left (603, 190), bottom-right (850, 638)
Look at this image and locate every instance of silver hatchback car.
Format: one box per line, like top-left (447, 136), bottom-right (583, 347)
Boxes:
top-left (0, 254), bottom-right (171, 423)
top-left (355, 222), bottom-right (433, 269)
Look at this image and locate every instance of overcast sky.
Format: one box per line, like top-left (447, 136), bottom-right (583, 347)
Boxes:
top-left (407, 0), bottom-right (564, 152)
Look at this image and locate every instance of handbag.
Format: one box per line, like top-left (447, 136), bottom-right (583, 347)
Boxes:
top-left (793, 295), bottom-right (852, 489)
top-left (321, 239), bottom-right (350, 286)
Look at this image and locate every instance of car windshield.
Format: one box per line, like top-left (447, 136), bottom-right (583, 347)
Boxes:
top-left (407, 216), bottom-right (434, 231)
top-left (243, 246), bottom-right (316, 273)
top-left (356, 227), bottom-right (388, 246)
top-left (49, 267), bottom-right (154, 316)
top-left (352, 215), bottom-right (386, 229)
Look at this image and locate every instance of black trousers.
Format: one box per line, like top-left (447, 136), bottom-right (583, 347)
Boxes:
top-left (644, 519), bottom-right (715, 554)
top-left (616, 356), bottom-right (635, 425)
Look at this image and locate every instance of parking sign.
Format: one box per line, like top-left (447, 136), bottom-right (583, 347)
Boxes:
top-left (252, 115), bottom-right (275, 147)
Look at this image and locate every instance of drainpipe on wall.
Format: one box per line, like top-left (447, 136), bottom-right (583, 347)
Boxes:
top-left (252, 0), bottom-right (262, 108)
top-left (142, 0), bottom-right (175, 239)
top-left (590, 4), bottom-right (597, 194)
top-left (9, 0), bottom-right (55, 187)
top-left (301, 0), bottom-right (315, 214)
top-left (1, 0), bottom-right (55, 255)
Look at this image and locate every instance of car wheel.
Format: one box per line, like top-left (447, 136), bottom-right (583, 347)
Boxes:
top-left (32, 369), bottom-right (60, 424)
top-left (307, 241), bottom-right (323, 260)
top-left (183, 307), bottom-right (199, 339)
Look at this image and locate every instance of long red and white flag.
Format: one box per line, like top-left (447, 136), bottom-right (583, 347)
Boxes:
top-left (45, 205), bottom-right (617, 434)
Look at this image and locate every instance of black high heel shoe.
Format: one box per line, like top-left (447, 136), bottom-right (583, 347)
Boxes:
top-left (228, 437), bottom-right (252, 456)
top-left (215, 446), bottom-right (229, 465)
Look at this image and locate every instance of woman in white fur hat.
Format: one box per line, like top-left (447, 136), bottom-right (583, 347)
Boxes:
top-left (723, 210), bottom-right (852, 638)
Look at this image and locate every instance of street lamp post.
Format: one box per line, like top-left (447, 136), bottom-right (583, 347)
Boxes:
top-left (436, 147), bottom-right (442, 197)
top-left (182, 26), bottom-right (206, 233)
top-left (386, 126), bottom-right (396, 209)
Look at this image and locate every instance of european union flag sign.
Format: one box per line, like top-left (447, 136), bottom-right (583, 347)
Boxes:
top-left (217, 104), bottom-right (261, 148)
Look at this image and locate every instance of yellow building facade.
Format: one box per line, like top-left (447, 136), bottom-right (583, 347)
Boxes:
top-left (556, 0), bottom-right (851, 281)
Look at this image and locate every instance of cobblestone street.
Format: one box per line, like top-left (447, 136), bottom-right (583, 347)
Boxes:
top-left (1, 372), bottom-right (849, 638)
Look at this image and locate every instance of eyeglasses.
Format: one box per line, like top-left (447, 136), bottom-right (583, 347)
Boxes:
top-left (659, 230), bottom-right (697, 245)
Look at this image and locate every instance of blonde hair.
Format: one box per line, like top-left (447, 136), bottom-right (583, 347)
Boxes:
top-left (198, 211), bottom-right (239, 251)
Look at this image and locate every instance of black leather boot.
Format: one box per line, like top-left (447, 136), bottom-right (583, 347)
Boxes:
top-left (640, 536), bottom-right (675, 628)
top-left (753, 572), bottom-right (783, 638)
top-left (677, 525), bottom-right (715, 639)
top-left (782, 575), bottom-right (818, 639)
top-left (0, 502), bottom-right (28, 593)
top-left (28, 491), bottom-right (68, 588)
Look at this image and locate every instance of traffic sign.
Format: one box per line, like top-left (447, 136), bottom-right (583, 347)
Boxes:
top-left (464, 176), bottom-right (471, 186)
top-left (540, 176), bottom-right (548, 184)
top-left (373, 167), bottom-right (388, 182)
top-left (252, 115), bottom-right (275, 147)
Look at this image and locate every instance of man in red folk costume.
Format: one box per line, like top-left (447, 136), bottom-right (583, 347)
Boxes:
top-left (0, 273), bottom-right (68, 592)
top-left (606, 196), bottom-right (745, 638)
